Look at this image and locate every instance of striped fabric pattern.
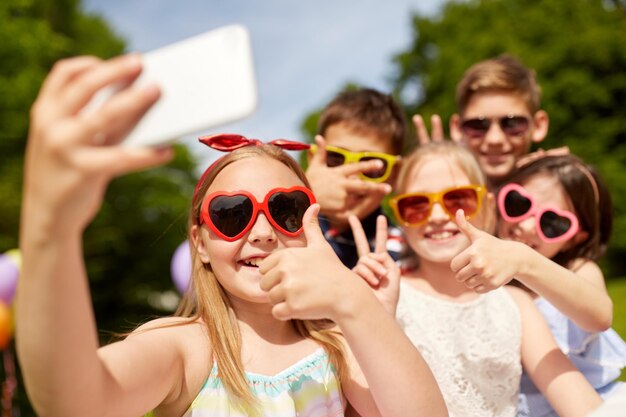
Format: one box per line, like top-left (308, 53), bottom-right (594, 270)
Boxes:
top-left (183, 349), bottom-right (345, 417)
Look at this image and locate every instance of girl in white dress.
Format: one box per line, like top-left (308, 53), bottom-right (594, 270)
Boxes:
top-left (349, 141), bottom-right (602, 417)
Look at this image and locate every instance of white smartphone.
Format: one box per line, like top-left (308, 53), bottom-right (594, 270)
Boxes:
top-left (88, 25), bottom-right (258, 147)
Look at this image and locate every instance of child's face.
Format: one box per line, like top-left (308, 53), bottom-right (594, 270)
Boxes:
top-left (456, 92), bottom-right (546, 183)
top-left (401, 158), bottom-right (487, 264)
top-left (324, 123), bottom-right (396, 222)
top-left (194, 157), bottom-right (308, 307)
top-left (497, 173), bottom-right (578, 259)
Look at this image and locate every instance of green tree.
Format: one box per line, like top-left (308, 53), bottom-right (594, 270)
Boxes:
top-left (0, 1), bottom-right (199, 415)
top-left (392, 0), bottom-right (626, 277)
top-left (300, 0), bottom-right (626, 277)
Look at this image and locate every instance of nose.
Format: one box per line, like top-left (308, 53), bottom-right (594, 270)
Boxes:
top-left (515, 216), bottom-right (538, 239)
top-left (482, 121), bottom-right (507, 147)
top-left (429, 201), bottom-right (450, 223)
top-left (247, 212), bottom-right (277, 243)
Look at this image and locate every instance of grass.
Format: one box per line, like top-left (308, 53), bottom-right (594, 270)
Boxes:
top-left (607, 277), bottom-right (626, 381)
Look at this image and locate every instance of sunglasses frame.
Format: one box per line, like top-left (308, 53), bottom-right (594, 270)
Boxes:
top-left (497, 183), bottom-right (580, 243)
top-left (200, 186), bottom-right (316, 241)
top-left (389, 185), bottom-right (486, 227)
top-left (460, 114), bottom-right (531, 140)
top-left (310, 144), bottom-right (400, 183)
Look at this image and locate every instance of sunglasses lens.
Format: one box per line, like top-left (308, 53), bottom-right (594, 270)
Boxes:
top-left (443, 188), bottom-right (479, 217)
top-left (500, 116), bottom-right (530, 136)
top-left (461, 118), bottom-right (491, 138)
top-left (540, 211), bottom-right (572, 239)
top-left (326, 151), bottom-right (346, 167)
top-left (268, 190), bottom-right (311, 233)
top-left (397, 195), bottom-right (431, 224)
top-left (209, 195), bottom-right (254, 238)
top-left (504, 190), bottom-right (532, 218)
top-left (360, 156), bottom-right (388, 179)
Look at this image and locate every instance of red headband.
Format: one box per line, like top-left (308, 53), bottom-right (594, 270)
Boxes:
top-left (193, 134), bottom-right (311, 200)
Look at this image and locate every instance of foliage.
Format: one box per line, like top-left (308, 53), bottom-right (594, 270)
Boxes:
top-left (0, 1), bottom-right (199, 415)
top-left (300, 0), bottom-right (626, 277)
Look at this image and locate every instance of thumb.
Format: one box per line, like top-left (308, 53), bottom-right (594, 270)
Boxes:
top-left (302, 203), bottom-right (325, 246)
top-left (310, 135), bottom-right (327, 167)
top-left (455, 209), bottom-right (482, 241)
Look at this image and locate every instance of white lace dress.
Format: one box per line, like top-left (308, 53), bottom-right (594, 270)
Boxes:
top-left (396, 281), bottom-right (522, 417)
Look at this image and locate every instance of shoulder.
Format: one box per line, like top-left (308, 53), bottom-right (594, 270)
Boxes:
top-left (505, 286), bottom-right (536, 315)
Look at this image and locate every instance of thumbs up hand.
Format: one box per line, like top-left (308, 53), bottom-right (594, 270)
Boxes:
top-left (349, 214), bottom-right (400, 315)
top-left (450, 209), bottom-right (523, 293)
top-left (259, 204), bottom-right (369, 322)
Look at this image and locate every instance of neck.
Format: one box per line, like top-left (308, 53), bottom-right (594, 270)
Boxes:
top-left (231, 300), bottom-right (300, 345)
top-left (410, 259), bottom-right (476, 299)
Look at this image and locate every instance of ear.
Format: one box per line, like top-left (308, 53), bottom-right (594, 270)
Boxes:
top-left (449, 113), bottom-right (463, 142)
top-left (190, 224), bottom-right (211, 264)
top-left (531, 110), bottom-right (549, 144)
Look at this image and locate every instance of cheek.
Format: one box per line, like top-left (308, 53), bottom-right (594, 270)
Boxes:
top-left (280, 233), bottom-right (307, 248)
top-left (535, 240), bottom-right (566, 259)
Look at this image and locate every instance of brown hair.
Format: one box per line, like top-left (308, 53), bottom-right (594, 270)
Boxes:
top-left (318, 88), bottom-right (406, 155)
top-left (456, 54), bottom-right (542, 116)
top-left (502, 154), bottom-right (612, 267)
top-left (178, 145), bottom-right (347, 414)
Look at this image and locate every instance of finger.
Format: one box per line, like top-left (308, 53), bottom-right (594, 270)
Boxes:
top-left (348, 215), bottom-right (371, 257)
top-left (474, 285), bottom-right (488, 294)
top-left (343, 179), bottom-right (392, 196)
top-left (309, 135), bottom-right (327, 167)
top-left (455, 209), bottom-right (483, 242)
top-left (302, 203), bottom-right (326, 247)
top-left (463, 276), bottom-right (480, 288)
top-left (62, 54), bottom-right (144, 117)
top-left (259, 251), bottom-right (282, 277)
top-left (454, 262), bottom-right (476, 282)
top-left (85, 82), bottom-right (161, 146)
top-left (450, 246), bottom-right (471, 273)
top-left (266, 285), bottom-right (286, 305)
top-left (412, 114), bottom-right (431, 145)
top-left (431, 114), bottom-right (445, 142)
top-left (39, 56), bottom-right (102, 99)
top-left (353, 263), bottom-right (381, 286)
top-left (337, 158), bottom-right (384, 177)
top-left (374, 215), bottom-right (389, 254)
top-left (359, 254), bottom-right (388, 278)
top-left (271, 303), bottom-right (291, 321)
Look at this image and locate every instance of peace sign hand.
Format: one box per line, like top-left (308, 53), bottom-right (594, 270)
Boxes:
top-left (450, 209), bottom-right (524, 293)
top-left (349, 214), bottom-right (400, 315)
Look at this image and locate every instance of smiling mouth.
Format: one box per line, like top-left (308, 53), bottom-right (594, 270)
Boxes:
top-left (239, 258), bottom-right (264, 268)
top-left (425, 230), bottom-right (459, 240)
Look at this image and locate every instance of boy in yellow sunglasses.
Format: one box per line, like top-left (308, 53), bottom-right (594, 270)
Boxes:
top-left (306, 88), bottom-right (407, 268)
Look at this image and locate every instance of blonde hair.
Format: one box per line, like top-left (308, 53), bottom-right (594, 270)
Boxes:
top-left (176, 145), bottom-right (347, 414)
top-left (397, 142), bottom-right (487, 193)
top-left (456, 54), bottom-right (542, 115)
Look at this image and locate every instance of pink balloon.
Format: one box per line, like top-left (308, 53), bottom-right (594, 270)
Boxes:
top-left (0, 254), bottom-right (19, 304)
top-left (171, 241), bottom-right (192, 294)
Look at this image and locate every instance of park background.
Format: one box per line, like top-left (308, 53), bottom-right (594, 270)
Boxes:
top-left (0, 0), bottom-right (625, 414)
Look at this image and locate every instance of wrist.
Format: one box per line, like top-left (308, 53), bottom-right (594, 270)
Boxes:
top-left (329, 270), bottom-right (379, 325)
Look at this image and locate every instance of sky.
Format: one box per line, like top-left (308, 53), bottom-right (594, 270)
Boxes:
top-left (82, 0), bottom-right (445, 166)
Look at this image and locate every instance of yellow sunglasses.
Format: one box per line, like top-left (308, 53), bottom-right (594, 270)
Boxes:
top-left (310, 144), bottom-right (400, 183)
top-left (389, 185), bottom-right (486, 226)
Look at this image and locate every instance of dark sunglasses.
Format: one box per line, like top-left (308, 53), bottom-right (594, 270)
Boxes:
top-left (498, 183), bottom-right (579, 243)
top-left (460, 115), bottom-right (531, 139)
top-left (389, 185), bottom-right (485, 227)
top-left (199, 186), bottom-right (315, 241)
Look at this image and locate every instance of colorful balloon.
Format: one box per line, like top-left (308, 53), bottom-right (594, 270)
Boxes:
top-left (0, 301), bottom-right (12, 349)
top-left (0, 250), bottom-right (20, 305)
top-left (171, 241), bottom-right (191, 294)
